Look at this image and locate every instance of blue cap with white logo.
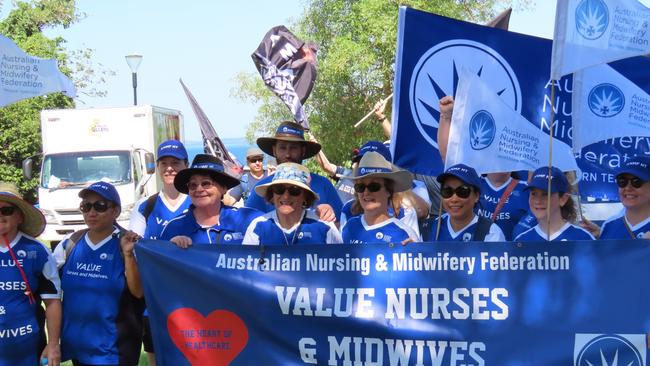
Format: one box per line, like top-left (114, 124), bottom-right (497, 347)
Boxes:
top-left (157, 140), bottom-right (188, 161)
top-left (616, 155), bottom-right (650, 181)
top-left (79, 181), bottom-right (121, 207)
top-left (527, 166), bottom-right (569, 193)
top-left (352, 141), bottom-right (392, 163)
top-left (437, 164), bottom-right (481, 189)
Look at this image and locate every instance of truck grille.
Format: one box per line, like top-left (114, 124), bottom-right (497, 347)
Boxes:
top-left (56, 209), bottom-right (81, 215)
top-left (62, 220), bottom-right (85, 225)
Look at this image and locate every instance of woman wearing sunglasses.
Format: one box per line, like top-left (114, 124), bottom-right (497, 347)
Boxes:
top-left (514, 167), bottom-right (594, 241)
top-left (53, 181), bottom-right (144, 365)
top-left (243, 163), bottom-right (341, 245)
top-left (433, 164), bottom-right (505, 242)
top-left (0, 182), bottom-right (61, 366)
top-left (341, 152), bottom-right (419, 244)
top-left (600, 156), bottom-right (650, 239)
top-left (161, 154), bottom-right (262, 246)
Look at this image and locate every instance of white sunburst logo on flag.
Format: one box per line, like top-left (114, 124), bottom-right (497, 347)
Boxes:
top-left (575, 0), bottom-right (609, 40)
top-left (574, 334), bottom-right (645, 366)
top-left (588, 83), bottom-right (625, 117)
top-left (469, 110), bottom-right (496, 150)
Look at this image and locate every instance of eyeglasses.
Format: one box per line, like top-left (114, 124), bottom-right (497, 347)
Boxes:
top-left (247, 157), bottom-right (263, 163)
top-left (0, 206), bottom-right (18, 216)
top-left (616, 176), bottom-right (645, 189)
top-left (187, 180), bottom-right (216, 191)
top-left (354, 182), bottom-right (383, 193)
top-left (271, 185), bottom-right (303, 196)
top-left (441, 185), bottom-right (473, 199)
top-left (79, 201), bottom-right (112, 213)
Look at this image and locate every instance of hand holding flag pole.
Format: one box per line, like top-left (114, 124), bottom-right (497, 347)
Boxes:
top-left (354, 93), bottom-right (393, 128)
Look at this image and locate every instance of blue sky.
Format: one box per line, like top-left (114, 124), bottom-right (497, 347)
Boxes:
top-left (2, 1), bottom-right (568, 142)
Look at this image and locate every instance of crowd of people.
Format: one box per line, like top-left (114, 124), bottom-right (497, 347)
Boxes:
top-left (1, 95), bottom-right (649, 365)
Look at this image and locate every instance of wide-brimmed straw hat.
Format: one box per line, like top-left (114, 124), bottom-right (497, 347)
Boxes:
top-left (0, 182), bottom-right (46, 237)
top-left (255, 163), bottom-right (319, 202)
top-left (347, 152), bottom-right (412, 192)
top-left (256, 121), bottom-right (321, 159)
top-left (174, 154), bottom-right (241, 194)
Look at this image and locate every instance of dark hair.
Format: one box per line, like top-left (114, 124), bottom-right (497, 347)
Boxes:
top-left (559, 190), bottom-right (577, 223)
top-left (264, 185), bottom-right (317, 208)
top-left (351, 179), bottom-right (395, 216)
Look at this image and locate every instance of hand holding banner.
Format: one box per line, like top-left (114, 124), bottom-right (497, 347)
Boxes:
top-left (446, 70), bottom-right (579, 173)
top-left (551, 0), bottom-right (650, 80)
top-left (0, 34), bottom-right (76, 106)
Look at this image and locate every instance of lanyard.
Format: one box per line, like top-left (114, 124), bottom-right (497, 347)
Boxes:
top-left (3, 234), bottom-right (35, 304)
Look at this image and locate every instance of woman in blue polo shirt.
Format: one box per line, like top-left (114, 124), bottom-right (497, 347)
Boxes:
top-left (341, 152), bottom-right (419, 244)
top-left (600, 156), bottom-right (650, 239)
top-left (514, 167), bottom-right (594, 241)
top-left (243, 163), bottom-right (341, 245)
top-left (432, 164), bottom-right (505, 242)
top-left (0, 182), bottom-right (61, 366)
top-left (161, 154), bottom-right (262, 246)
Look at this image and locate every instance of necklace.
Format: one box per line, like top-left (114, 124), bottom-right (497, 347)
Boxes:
top-left (281, 211), bottom-right (306, 246)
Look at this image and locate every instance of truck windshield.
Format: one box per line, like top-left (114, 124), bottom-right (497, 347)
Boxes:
top-left (41, 151), bottom-right (132, 189)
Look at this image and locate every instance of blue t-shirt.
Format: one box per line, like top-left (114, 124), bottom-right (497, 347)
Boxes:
top-left (514, 223), bottom-right (595, 241)
top-left (245, 172), bottom-right (343, 221)
top-left (0, 233), bottom-right (60, 366)
top-left (243, 210), bottom-right (342, 245)
top-left (600, 211), bottom-right (650, 239)
top-left (161, 205), bottom-right (262, 244)
top-left (56, 228), bottom-right (143, 365)
top-left (341, 216), bottom-right (418, 244)
top-left (512, 213), bottom-right (537, 240)
top-left (340, 200), bottom-right (421, 239)
top-left (433, 214), bottom-right (505, 242)
top-left (476, 177), bottom-right (529, 240)
top-left (131, 193), bottom-right (192, 239)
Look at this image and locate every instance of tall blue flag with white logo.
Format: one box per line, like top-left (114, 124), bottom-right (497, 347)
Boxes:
top-left (551, 0), bottom-right (650, 80)
top-left (446, 70), bottom-right (579, 173)
top-left (391, 6), bottom-right (650, 202)
top-left (572, 57), bottom-right (650, 152)
top-left (0, 34), bottom-right (77, 106)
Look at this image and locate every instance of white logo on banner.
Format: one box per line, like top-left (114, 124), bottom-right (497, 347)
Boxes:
top-left (575, 0), bottom-right (610, 40)
top-left (574, 333), bottom-right (646, 366)
top-left (223, 233), bottom-right (233, 242)
top-left (469, 110), bottom-right (496, 150)
top-left (409, 39), bottom-right (522, 150)
top-left (588, 83), bottom-right (625, 117)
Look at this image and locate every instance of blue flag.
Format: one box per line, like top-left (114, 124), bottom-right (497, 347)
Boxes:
top-left (136, 240), bottom-right (650, 365)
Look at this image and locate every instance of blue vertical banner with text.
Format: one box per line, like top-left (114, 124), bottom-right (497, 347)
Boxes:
top-left (136, 240), bottom-right (650, 366)
top-left (391, 6), bottom-right (650, 202)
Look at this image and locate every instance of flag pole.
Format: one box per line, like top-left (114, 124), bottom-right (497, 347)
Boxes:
top-left (546, 81), bottom-right (557, 241)
top-left (354, 93), bottom-right (393, 128)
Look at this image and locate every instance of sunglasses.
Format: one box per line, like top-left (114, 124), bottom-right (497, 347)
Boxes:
top-left (441, 185), bottom-right (473, 199)
top-left (354, 182), bottom-right (383, 193)
top-left (247, 157), bottom-right (263, 163)
top-left (0, 206), bottom-right (18, 216)
top-left (616, 176), bottom-right (645, 189)
top-left (187, 180), bottom-right (216, 191)
top-left (79, 200), bottom-right (113, 213)
top-left (271, 185), bottom-right (303, 196)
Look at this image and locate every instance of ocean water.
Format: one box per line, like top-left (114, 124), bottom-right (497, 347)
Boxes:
top-left (185, 138), bottom-right (254, 165)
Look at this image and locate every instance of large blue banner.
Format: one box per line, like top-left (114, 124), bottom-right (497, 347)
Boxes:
top-left (136, 240), bottom-right (650, 365)
top-left (391, 6), bottom-right (650, 202)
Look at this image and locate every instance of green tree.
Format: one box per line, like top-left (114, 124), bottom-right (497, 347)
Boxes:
top-left (233, 0), bottom-right (528, 173)
top-left (0, 0), bottom-right (110, 202)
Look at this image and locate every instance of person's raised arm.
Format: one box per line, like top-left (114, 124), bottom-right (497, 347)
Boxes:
top-left (308, 134), bottom-right (338, 177)
top-left (120, 231), bottom-right (144, 298)
top-left (437, 96), bottom-right (454, 162)
top-left (373, 100), bottom-right (392, 139)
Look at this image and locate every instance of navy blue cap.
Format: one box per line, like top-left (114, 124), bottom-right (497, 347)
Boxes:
top-left (79, 181), bottom-right (121, 207)
top-left (617, 156), bottom-right (650, 181)
top-left (437, 164), bottom-right (481, 189)
top-left (527, 166), bottom-right (569, 193)
top-left (173, 154), bottom-right (241, 194)
top-left (353, 141), bottom-right (392, 162)
top-left (157, 140), bottom-right (188, 161)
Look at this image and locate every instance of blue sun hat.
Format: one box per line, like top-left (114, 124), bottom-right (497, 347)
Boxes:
top-left (348, 152), bottom-right (413, 192)
top-left (255, 163), bottom-right (319, 202)
top-left (256, 121), bottom-right (321, 159)
top-left (173, 154), bottom-right (241, 194)
top-left (616, 156), bottom-right (650, 181)
top-left (437, 164), bottom-right (481, 190)
top-left (527, 166), bottom-right (569, 193)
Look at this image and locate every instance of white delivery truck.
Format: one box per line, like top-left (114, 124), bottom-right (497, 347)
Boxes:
top-left (23, 105), bottom-right (183, 242)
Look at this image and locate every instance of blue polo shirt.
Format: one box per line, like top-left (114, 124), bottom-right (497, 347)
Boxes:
top-left (341, 216), bottom-right (419, 244)
top-left (476, 177), bottom-right (529, 240)
top-left (243, 210), bottom-right (342, 245)
top-left (160, 205), bottom-right (262, 244)
top-left (245, 172), bottom-right (343, 221)
top-left (0, 233), bottom-right (60, 366)
top-left (514, 223), bottom-right (595, 241)
top-left (433, 214), bottom-right (505, 242)
top-left (130, 193), bottom-right (192, 239)
top-left (600, 211), bottom-right (650, 239)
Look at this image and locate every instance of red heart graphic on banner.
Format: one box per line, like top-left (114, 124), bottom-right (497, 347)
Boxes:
top-left (167, 308), bottom-right (249, 366)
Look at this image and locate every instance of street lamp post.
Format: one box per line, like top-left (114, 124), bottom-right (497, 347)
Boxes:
top-left (125, 54), bottom-right (143, 105)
